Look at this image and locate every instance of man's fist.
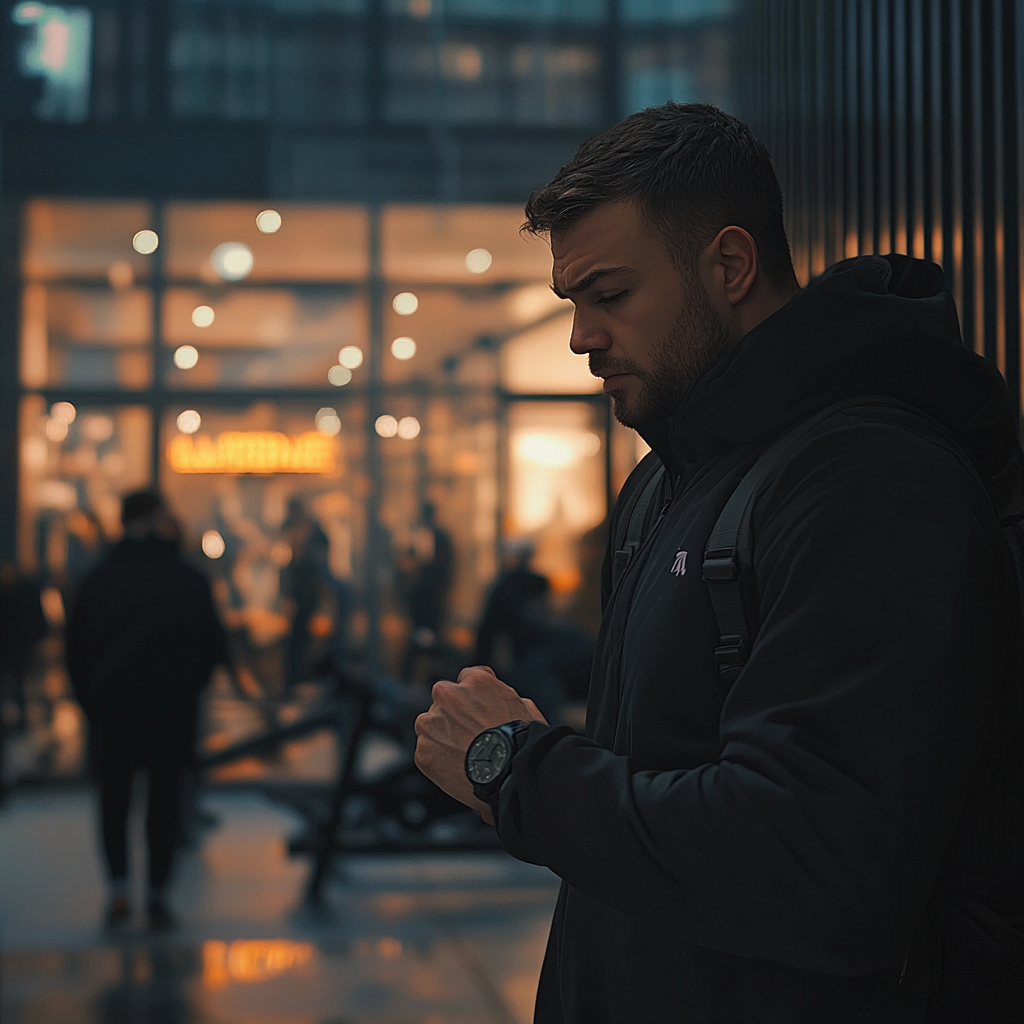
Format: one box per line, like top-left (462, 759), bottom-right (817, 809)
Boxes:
top-left (414, 665), bottom-right (547, 825)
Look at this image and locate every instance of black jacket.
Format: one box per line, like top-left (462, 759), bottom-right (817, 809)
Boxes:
top-left (66, 536), bottom-right (227, 726)
top-left (496, 256), bottom-right (1021, 1023)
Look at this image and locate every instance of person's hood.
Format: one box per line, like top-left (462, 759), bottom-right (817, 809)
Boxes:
top-left (640, 254), bottom-right (1024, 519)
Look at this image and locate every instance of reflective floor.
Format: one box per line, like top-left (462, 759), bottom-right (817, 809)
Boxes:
top-left (0, 788), bottom-right (559, 1024)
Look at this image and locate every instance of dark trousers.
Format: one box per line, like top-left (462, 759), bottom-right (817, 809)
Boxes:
top-left (92, 712), bottom-right (194, 890)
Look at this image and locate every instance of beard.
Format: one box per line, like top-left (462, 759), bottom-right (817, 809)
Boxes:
top-left (590, 279), bottom-right (734, 430)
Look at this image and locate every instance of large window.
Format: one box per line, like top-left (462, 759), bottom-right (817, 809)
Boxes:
top-left (19, 199), bottom-right (630, 679)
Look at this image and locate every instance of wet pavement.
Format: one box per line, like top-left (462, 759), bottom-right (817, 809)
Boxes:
top-left (0, 787), bottom-right (559, 1024)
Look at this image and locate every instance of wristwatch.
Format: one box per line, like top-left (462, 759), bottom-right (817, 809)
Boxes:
top-left (465, 721), bottom-right (530, 804)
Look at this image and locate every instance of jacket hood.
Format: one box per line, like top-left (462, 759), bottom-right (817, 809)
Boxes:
top-left (640, 254), bottom-right (1024, 519)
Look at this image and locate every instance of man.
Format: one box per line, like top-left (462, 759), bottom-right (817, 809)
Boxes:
top-left (414, 103), bottom-right (1020, 1022)
top-left (66, 491), bottom-right (226, 929)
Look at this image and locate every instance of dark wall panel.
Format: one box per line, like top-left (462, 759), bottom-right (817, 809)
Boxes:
top-left (737, 0), bottom-right (1023, 428)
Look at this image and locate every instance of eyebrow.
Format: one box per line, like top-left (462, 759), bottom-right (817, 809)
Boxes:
top-left (551, 265), bottom-right (632, 300)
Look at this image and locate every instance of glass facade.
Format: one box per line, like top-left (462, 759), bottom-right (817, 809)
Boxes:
top-left (18, 199), bottom-right (619, 679)
top-left (5, 1), bottom-right (737, 127)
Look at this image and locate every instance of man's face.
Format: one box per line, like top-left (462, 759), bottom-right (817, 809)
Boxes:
top-left (551, 201), bottom-right (733, 429)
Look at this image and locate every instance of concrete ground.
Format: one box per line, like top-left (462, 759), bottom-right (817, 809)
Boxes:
top-left (0, 786), bottom-right (560, 1024)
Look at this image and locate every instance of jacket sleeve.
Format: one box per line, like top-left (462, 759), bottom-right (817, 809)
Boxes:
top-left (496, 419), bottom-right (1016, 975)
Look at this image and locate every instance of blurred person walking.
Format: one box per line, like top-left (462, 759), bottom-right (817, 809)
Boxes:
top-left (475, 539), bottom-right (593, 720)
top-left (66, 491), bottom-right (227, 930)
top-left (401, 503), bottom-right (454, 684)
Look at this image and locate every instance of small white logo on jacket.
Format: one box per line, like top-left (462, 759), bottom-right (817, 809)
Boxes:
top-left (671, 550), bottom-right (688, 576)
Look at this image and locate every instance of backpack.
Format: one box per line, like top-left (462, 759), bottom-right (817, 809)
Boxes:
top-left (612, 395), bottom-right (1024, 1021)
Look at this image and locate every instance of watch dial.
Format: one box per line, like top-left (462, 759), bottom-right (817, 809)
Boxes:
top-left (467, 731), bottom-right (512, 784)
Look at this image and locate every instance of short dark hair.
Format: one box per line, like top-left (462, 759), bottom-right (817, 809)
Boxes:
top-left (523, 103), bottom-right (798, 295)
top-left (121, 489), bottom-right (164, 525)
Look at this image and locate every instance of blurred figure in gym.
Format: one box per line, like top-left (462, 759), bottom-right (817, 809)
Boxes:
top-left (475, 539), bottom-right (594, 721)
top-left (401, 503), bottom-right (454, 685)
top-left (65, 491), bottom-right (227, 930)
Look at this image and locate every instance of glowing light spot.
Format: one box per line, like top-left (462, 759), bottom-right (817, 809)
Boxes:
top-left (177, 409), bottom-right (202, 434)
top-left (407, 0), bottom-right (431, 17)
top-left (465, 248), bottom-right (492, 274)
top-left (375, 415), bottom-right (398, 438)
top-left (378, 937), bottom-right (403, 959)
top-left (397, 416), bottom-right (420, 440)
top-left (328, 365), bottom-right (352, 386)
top-left (132, 229), bottom-right (159, 255)
top-left (338, 345), bottom-right (363, 369)
top-left (390, 336), bottom-right (417, 360)
top-left (270, 541), bottom-right (292, 567)
top-left (44, 418), bottom-right (68, 442)
top-left (174, 345), bottom-right (200, 370)
top-left (256, 209), bottom-right (282, 234)
top-left (315, 406), bottom-right (341, 435)
top-left (51, 401), bottom-right (76, 424)
top-left (211, 242), bottom-right (254, 281)
top-left (392, 292), bottom-right (419, 315)
top-left (202, 530), bottom-right (226, 559)
top-left (191, 304), bottom-right (215, 328)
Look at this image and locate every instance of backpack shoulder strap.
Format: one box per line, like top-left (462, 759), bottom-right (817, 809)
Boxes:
top-left (612, 453), bottom-right (666, 591)
top-left (702, 394), bottom-right (925, 692)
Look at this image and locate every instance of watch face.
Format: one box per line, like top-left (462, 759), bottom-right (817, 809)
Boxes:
top-left (466, 730), bottom-right (512, 784)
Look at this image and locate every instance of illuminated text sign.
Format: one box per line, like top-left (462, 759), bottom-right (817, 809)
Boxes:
top-left (167, 431), bottom-right (338, 474)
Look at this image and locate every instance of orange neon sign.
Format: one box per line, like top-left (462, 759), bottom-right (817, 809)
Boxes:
top-left (167, 431), bottom-right (338, 474)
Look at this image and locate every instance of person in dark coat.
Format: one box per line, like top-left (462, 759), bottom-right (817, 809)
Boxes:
top-left (66, 491), bottom-right (227, 930)
top-left (401, 503), bottom-right (454, 683)
top-left (475, 541), bottom-right (594, 720)
top-left (475, 539), bottom-right (549, 670)
top-left (413, 104), bottom-right (1020, 1023)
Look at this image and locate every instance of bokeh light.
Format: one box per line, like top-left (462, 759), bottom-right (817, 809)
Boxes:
top-left (397, 416), bottom-right (421, 439)
top-left (192, 304), bottom-right (215, 327)
top-left (256, 209), bottom-right (282, 233)
top-left (202, 529), bottom-right (226, 559)
top-left (174, 345), bottom-right (200, 369)
top-left (177, 409), bottom-right (202, 434)
top-left (132, 229), bottom-right (159, 254)
top-left (315, 407), bottom-right (342, 435)
top-left (375, 414), bottom-right (398, 438)
top-left (392, 292), bottom-right (419, 315)
top-left (211, 242), bottom-right (254, 281)
top-left (339, 345), bottom-right (363, 369)
top-left (328, 365), bottom-right (352, 386)
top-left (51, 401), bottom-right (76, 425)
top-left (391, 336), bottom-right (417, 360)
top-left (44, 418), bottom-right (68, 442)
top-left (465, 247), bottom-right (493, 273)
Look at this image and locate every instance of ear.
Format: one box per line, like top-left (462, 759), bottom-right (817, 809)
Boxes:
top-left (702, 226), bottom-right (759, 308)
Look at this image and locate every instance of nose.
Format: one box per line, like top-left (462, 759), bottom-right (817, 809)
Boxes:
top-left (568, 310), bottom-right (612, 356)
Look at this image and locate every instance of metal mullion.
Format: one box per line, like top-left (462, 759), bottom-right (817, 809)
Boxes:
top-left (1002, 0), bottom-right (1022, 434)
top-left (149, 200), bottom-right (166, 490)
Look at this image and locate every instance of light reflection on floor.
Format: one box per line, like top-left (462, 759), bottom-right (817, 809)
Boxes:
top-left (0, 789), bottom-right (559, 1024)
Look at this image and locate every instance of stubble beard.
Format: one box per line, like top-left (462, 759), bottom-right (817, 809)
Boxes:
top-left (593, 281), bottom-right (735, 430)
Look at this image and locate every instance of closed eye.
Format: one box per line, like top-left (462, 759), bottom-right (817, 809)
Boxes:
top-left (597, 291), bottom-right (627, 304)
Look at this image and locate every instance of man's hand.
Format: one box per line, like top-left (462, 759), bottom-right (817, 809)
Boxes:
top-left (414, 665), bottom-right (547, 826)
